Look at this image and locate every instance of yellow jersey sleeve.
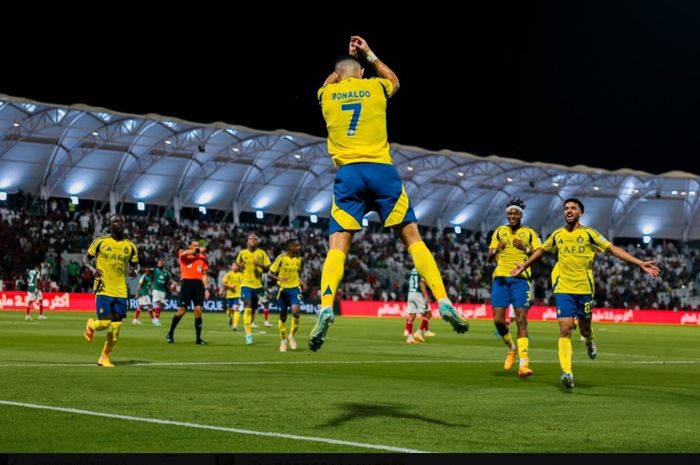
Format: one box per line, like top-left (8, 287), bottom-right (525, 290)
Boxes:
top-left (269, 255), bottom-right (283, 274)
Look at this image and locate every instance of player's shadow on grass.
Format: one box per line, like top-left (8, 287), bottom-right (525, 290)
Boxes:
top-left (323, 402), bottom-right (468, 427)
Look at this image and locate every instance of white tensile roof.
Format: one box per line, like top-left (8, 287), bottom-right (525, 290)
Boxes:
top-left (1, 93), bottom-right (699, 241)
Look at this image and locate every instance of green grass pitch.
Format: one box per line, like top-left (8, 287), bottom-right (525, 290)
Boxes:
top-left (1, 311), bottom-right (698, 452)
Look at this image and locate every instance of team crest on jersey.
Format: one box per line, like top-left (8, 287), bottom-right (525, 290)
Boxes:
top-left (124, 246), bottom-right (130, 253)
top-left (577, 236), bottom-right (584, 243)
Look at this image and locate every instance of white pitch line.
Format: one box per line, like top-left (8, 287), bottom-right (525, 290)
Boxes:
top-left (0, 400), bottom-right (427, 453)
top-left (0, 358), bottom-right (698, 368)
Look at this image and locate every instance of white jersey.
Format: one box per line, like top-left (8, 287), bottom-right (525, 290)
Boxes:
top-left (407, 268), bottom-right (427, 314)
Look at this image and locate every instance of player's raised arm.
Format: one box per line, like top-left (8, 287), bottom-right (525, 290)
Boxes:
top-left (606, 244), bottom-right (661, 277)
top-left (350, 35), bottom-right (400, 96)
top-left (322, 71), bottom-right (339, 87)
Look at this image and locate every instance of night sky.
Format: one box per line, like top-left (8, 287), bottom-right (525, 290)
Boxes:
top-left (3, 2), bottom-right (699, 175)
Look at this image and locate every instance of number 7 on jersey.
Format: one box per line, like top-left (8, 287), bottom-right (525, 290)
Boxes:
top-left (341, 102), bottom-right (362, 136)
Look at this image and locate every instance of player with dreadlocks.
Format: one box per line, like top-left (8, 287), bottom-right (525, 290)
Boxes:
top-left (487, 197), bottom-right (542, 378)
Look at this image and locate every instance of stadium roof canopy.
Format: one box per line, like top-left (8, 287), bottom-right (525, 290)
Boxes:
top-left (2, 94), bottom-right (700, 241)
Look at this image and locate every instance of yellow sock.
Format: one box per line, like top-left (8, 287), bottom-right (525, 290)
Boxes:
top-left (408, 241), bottom-right (447, 299)
top-left (320, 249), bottom-right (346, 308)
top-left (278, 320), bottom-right (287, 340)
top-left (101, 331), bottom-right (115, 356)
top-left (244, 308), bottom-right (252, 335)
top-left (233, 309), bottom-right (240, 328)
top-left (93, 319), bottom-right (111, 331)
top-left (517, 337), bottom-right (529, 366)
top-left (110, 321), bottom-right (122, 342)
top-left (290, 316), bottom-right (300, 336)
top-left (503, 333), bottom-right (514, 348)
top-left (558, 337), bottom-right (573, 374)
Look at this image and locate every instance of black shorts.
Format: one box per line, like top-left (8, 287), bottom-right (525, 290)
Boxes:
top-left (178, 279), bottom-right (205, 308)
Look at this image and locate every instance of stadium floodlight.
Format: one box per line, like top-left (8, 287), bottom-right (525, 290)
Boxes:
top-left (137, 187), bottom-right (152, 199)
top-left (68, 181), bottom-right (85, 195)
top-left (70, 196), bottom-right (79, 205)
top-left (0, 191), bottom-right (6, 201)
top-left (308, 195), bottom-right (329, 214)
top-left (362, 218), bottom-right (369, 227)
top-left (454, 225), bottom-right (462, 234)
top-left (310, 214), bottom-right (318, 223)
top-left (452, 211), bottom-right (468, 224)
top-left (253, 193), bottom-right (272, 210)
top-left (642, 235), bottom-right (652, 244)
top-left (196, 192), bottom-right (213, 205)
top-left (137, 202), bottom-right (145, 211)
top-left (198, 206), bottom-right (207, 214)
top-left (256, 210), bottom-right (264, 219)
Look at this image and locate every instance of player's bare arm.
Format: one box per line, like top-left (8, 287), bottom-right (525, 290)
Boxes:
top-left (350, 35), bottom-right (400, 95)
top-left (253, 258), bottom-right (270, 271)
top-left (512, 238), bottom-right (533, 255)
top-left (323, 71), bottom-right (339, 87)
top-left (202, 275), bottom-right (210, 299)
top-left (128, 263), bottom-right (139, 279)
top-left (82, 253), bottom-right (102, 278)
top-left (487, 241), bottom-right (506, 261)
top-left (510, 248), bottom-right (545, 276)
top-left (348, 38), bottom-right (359, 57)
top-left (607, 244), bottom-right (661, 277)
top-left (267, 270), bottom-right (281, 283)
top-left (181, 242), bottom-right (205, 257)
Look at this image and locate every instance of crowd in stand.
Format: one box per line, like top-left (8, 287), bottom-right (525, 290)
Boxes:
top-left (1, 193), bottom-right (699, 310)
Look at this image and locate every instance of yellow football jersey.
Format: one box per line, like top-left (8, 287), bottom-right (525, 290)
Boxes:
top-left (318, 76), bottom-right (395, 166)
top-left (236, 248), bottom-right (271, 288)
top-left (489, 225), bottom-right (542, 280)
top-left (542, 226), bottom-right (611, 294)
top-left (269, 254), bottom-right (303, 289)
top-left (222, 271), bottom-right (243, 298)
top-left (87, 235), bottom-right (139, 298)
